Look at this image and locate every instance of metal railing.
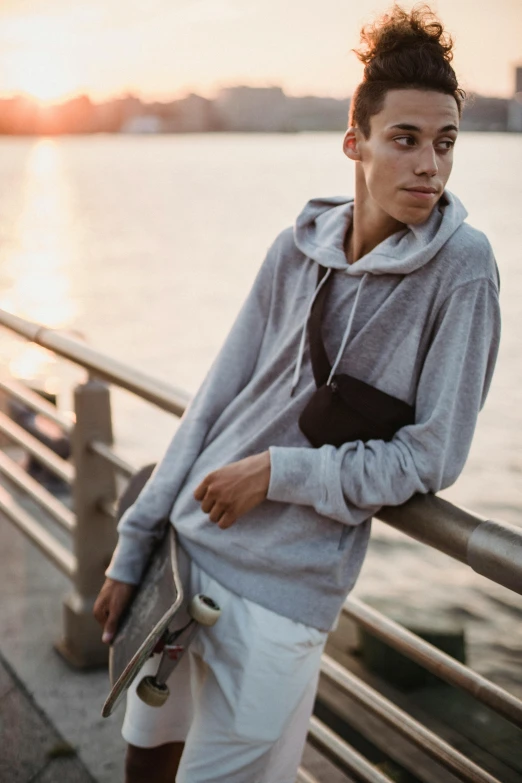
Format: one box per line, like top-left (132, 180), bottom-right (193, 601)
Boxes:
top-left (1, 308), bottom-right (521, 783)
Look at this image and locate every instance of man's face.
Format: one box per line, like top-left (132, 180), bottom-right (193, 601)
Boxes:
top-left (344, 89), bottom-right (460, 225)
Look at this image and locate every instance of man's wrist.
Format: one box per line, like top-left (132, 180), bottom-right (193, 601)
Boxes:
top-left (259, 450), bottom-right (271, 497)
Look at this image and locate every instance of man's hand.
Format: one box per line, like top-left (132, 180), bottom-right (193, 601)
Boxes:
top-left (194, 451), bottom-right (271, 530)
top-left (93, 578), bottom-right (136, 644)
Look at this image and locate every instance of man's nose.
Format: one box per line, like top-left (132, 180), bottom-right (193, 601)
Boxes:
top-left (414, 144), bottom-right (438, 177)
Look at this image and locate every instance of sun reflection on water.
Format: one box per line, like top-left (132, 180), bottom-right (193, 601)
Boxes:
top-left (1, 139), bottom-right (79, 393)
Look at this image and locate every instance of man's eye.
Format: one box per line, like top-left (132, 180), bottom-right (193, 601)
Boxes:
top-left (437, 139), bottom-right (456, 151)
top-left (394, 136), bottom-right (415, 147)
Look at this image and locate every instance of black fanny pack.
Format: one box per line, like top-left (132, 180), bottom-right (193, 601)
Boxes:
top-left (298, 266), bottom-right (415, 448)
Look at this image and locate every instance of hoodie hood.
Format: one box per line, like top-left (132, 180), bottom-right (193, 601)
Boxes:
top-left (294, 190), bottom-right (468, 276)
top-left (289, 189), bottom-right (469, 395)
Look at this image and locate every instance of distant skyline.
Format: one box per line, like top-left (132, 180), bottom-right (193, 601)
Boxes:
top-left (0, 0), bottom-right (521, 104)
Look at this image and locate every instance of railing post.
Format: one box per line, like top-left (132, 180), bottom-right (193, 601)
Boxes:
top-left (55, 376), bottom-right (117, 668)
top-left (0, 386), bottom-right (11, 447)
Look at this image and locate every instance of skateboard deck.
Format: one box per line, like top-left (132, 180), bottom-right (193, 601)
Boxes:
top-left (102, 465), bottom-right (221, 718)
top-left (102, 522), bottom-right (186, 717)
top-left (102, 464), bottom-right (209, 718)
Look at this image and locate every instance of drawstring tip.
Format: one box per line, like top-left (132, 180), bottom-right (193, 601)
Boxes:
top-left (289, 384), bottom-right (296, 398)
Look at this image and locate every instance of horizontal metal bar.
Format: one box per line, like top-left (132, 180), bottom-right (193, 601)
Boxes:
top-left (308, 716), bottom-right (393, 783)
top-left (0, 311), bottom-right (190, 417)
top-left (320, 654), bottom-right (501, 783)
top-left (0, 450), bottom-right (75, 533)
top-left (377, 493), bottom-right (522, 596)
top-left (0, 486), bottom-right (76, 578)
top-left (296, 767), bottom-right (321, 783)
top-left (344, 597), bottom-right (522, 729)
top-left (0, 375), bottom-right (74, 434)
top-left (89, 439), bottom-right (136, 478)
top-left (0, 412), bottom-right (74, 485)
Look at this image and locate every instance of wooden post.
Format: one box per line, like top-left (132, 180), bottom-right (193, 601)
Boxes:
top-left (55, 376), bottom-right (117, 668)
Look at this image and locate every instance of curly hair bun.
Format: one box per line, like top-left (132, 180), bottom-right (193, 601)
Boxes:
top-left (355, 4), bottom-right (456, 85)
top-left (349, 4), bottom-right (464, 137)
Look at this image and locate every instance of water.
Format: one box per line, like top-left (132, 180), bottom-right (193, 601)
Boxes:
top-left (0, 132), bottom-right (521, 694)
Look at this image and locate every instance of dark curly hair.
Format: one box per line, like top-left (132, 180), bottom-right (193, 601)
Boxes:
top-left (350, 4), bottom-right (466, 137)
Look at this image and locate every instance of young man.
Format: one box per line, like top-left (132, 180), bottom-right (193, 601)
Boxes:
top-left (94, 6), bottom-right (501, 782)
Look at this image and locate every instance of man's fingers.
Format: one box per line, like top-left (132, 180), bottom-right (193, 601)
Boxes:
top-left (195, 485), bottom-right (229, 523)
top-left (218, 512), bottom-right (236, 530)
top-left (93, 580), bottom-right (135, 644)
top-left (93, 593), bottom-right (109, 628)
top-left (193, 477), bottom-right (209, 501)
top-left (102, 594), bottom-right (126, 643)
top-left (102, 612), bottom-right (118, 644)
top-left (200, 493), bottom-right (215, 514)
top-left (209, 503), bottom-right (226, 524)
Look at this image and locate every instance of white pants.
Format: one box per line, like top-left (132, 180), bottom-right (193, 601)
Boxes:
top-left (122, 556), bottom-right (327, 783)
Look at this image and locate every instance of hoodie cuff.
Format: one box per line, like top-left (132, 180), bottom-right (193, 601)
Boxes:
top-left (267, 445), bottom-right (322, 507)
top-left (105, 534), bottom-right (148, 585)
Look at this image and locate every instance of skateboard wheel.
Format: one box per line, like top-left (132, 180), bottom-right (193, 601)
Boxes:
top-left (189, 594), bottom-right (221, 626)
top-left (136, 676), bottom-right (170, 707)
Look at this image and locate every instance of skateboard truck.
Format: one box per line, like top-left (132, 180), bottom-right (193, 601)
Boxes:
top-left (136, 593), bottom-right (221, 708)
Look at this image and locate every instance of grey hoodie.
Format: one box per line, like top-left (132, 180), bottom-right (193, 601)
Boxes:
top-left (107, 191), bottom-right (501, 631)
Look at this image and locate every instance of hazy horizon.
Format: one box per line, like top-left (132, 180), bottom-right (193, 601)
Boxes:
top-left (0, 80), bottom-right (515, 110)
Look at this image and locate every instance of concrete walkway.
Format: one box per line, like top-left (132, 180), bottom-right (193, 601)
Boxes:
top-left (0, 653), bottom-right (95, 783)
top-left (0, 486), bottom-right (126, 783)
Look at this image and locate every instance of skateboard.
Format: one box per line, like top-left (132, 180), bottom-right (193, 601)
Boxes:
top-left (101, 465), bottom-right (221, 718)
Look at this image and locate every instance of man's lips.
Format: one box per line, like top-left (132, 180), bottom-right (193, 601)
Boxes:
top-left (403, 187), bottom-right (440, 200)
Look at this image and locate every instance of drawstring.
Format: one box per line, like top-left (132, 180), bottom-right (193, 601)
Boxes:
top-left (290, 267), bottom-right (332, 396)
top-left (326, 273), bottom-right (367, 385)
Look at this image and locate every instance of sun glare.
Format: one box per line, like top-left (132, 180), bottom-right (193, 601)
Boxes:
top-left (8, 19), bottom-right (81, 106)
top-left (17, 57), bottom-right (78, 105)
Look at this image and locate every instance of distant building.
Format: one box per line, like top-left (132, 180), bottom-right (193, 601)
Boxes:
top-left (121, 115), bottom-right (162, 134)
top-left (461, 95), bottom-right (509, 132)
top-left (215, 87), bottom-right (288, 132)
top-left (96, 94), bottom-right (145, 133)
top-left (508, 95), bottom-right (522, 132)
top-left (286, 96), bottom-right (350, 132)
top-left (214, 86), bottom-right (350, 133)
top-left (172, 94), bottom-right (215, 133)
top-left (508, 66), bottom-right (522, 132)
top-left (516, 66), bottom-right (522, 94)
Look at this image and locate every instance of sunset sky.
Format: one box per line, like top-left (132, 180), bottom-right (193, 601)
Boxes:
top-left (0, 0), bottom-right (521, 104)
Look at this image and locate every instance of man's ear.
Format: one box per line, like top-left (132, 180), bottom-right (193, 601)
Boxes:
top-left (343, 127), bottom-right (361, 161)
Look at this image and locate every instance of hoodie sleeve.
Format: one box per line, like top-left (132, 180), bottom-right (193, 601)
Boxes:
top-left (267, 277), bottom-right (501, 526)
top-left (106, 243), bottom-right (277, 584)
